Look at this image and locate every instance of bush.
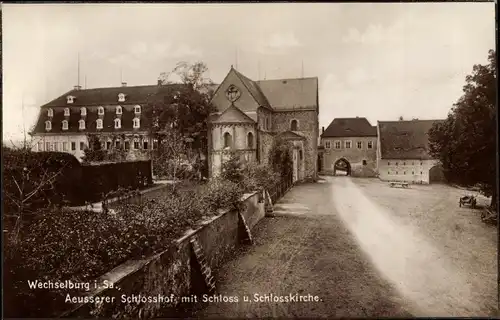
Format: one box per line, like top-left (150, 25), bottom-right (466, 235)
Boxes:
top-left (199, 177), bottom-right (244, 213)
top-left (220, 152), bottom-right (245, 184)
top-left (268, 138), bottom-right (294, 178)
top-left (241, 163), bottom-right (280, 192)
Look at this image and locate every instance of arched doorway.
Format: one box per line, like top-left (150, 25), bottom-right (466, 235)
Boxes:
top-left (334, 158), bottom-right (351, 176)
top-left (429, 165), bottom-right (445, 183)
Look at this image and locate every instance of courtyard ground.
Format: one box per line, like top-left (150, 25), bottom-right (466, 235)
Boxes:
top-left (195, 176), bottom-right (497, 318)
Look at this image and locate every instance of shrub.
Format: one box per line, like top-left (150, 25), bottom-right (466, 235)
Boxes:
top-left (241, 163), bottom-right (280, 192)
top-left (199, 177), bottom-right (244, 214)
top-left (220, 152), bottom-right (245, 184)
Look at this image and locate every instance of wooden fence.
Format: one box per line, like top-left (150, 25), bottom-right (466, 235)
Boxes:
top-left (268, 173), bottom-right (294, 204)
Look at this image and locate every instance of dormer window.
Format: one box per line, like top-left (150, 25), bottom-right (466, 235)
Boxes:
top-left (116, 106), bottom-right (123, 115)
top-left (78, 119), bottom-right (85, 130)
top-left (133, 118), bottom-right (140, 129)
top-left (64, 108), bottom-right (70, 116)
top-left (80, 107), bottom-right (87, 116)
top-left (66, 95), bottom-right (75, 104)
top-left (114, 118), bottom-right (121, 129)
top-left (97, 106), bottom-right (105, 115)
top-left (45, 120), bottom-right (52, 131)
top-left (118, 93), bottom-right (125, 102)
top-left (62, 120), bottom-right (68, 130)
top-left (96, 119), bottom-right (103, 129)
top-left (47, 108), bottom-right (54, 117)
top-left (134, 105), bottom-right (141, 114)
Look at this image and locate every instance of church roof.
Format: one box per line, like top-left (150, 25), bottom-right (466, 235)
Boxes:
top-left (322, 117), bottom-right (377, 138)
top-left (256, 77), bottom-right (318, 111)
top-left (211, 103), bottom-right (256, 124)
top-left (378, 119), bottom-right (445, 160)
top-left (277, 130), bottom-right (307, 140)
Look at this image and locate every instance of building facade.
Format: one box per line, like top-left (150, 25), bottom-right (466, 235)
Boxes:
top-left (29, 82), bottom-right (183, 162)
top-left (319, 117), bottom-right (378, 177)
top-left (208, 66), bottom-right (319, 182)
top-left (377, 119), bottom-right (445, 184)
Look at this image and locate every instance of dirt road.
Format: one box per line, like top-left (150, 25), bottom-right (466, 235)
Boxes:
top-left (196, 176), bottom-right (497, 318)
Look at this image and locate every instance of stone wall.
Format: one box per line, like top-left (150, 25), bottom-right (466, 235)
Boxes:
top-left (320, 136), bottom-right (377, 177)
top-left (61, 191), bottom-right (265, 319)
top-left (273, 110), bottom-right (318, 179)
top-left (377, 158), bottom-right (440, 184)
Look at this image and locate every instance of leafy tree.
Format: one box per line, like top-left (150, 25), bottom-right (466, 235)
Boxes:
top-left (148, 61), bottom-right (216, 179)
top-left (429, 49), bottom-right (496, 209)
top-left (268, 137), bottom-right (294, 180)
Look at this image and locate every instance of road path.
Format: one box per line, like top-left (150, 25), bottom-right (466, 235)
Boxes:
top-left (196, 176), bottom-right (497, 318)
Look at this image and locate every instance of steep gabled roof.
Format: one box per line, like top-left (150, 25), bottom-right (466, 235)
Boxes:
top-left (256, 77), bottom-right (318, 111)
top-left (233, 69), bottom-right (271, 109)
top-left (378, 119), bottom-right (445, 160)
top-left (322, 117), bottom-right (377, 138)
top-left (211, 103), bottom-right (256, 124)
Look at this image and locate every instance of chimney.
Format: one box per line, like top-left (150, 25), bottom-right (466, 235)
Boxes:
top-left (121, 82), bottom-right (127, 87)
top-left (74, 85), bottom-right (82, 90)
top-left (157, 79), bottom-right (162, 86)
top-left (322, 126), bottom-right (325, 134)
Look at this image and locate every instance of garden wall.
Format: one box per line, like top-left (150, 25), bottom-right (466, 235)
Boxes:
top-left (61, 191), bottom-right (265, 318)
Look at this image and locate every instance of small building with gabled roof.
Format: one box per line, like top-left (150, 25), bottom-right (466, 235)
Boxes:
top-left (319, 117), bottom-right (378, 177)
top-left (377, 119), bottom-right (446, 184)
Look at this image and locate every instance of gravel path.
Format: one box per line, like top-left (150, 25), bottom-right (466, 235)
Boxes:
top-left (195, 176), bottom-right (497, 318)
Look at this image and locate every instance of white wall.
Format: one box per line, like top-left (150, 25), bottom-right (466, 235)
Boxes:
top-left (377, 159), bottom-right (440, 184)
top-left (31, 134), bottom-right (88, 161)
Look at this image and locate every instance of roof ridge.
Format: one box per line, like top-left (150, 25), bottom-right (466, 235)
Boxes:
top-left (256, 76), bottom-right (318, 82)
top-left (232, 69), bottom-right (270, 108)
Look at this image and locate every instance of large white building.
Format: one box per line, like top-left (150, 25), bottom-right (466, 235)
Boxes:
top-left (376, 119), bottom-right (446, 184)
top-left (29, 82), bottom-right (185, 162)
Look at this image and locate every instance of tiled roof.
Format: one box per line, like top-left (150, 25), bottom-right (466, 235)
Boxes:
top-left (233, 69), bottom-right (271, 109)
top-left (41, 85), bottom-right (164, 107)
top-left (32, 84), bottom-right (187, 134)
top-left (378, 119), bottom-right (445, 160)
top-left (321, 117), bottom-right (377, 138)
top-left (256, 77), bottom-right (318, 111)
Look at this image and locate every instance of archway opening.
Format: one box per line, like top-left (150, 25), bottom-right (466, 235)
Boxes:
top-left (429, 165), bottom-right (446, 184)
top-left (334, 158), bottom-right (351, 176)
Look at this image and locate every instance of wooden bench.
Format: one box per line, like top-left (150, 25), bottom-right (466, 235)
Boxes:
top-left (389, 181), bottom-right (409, 188)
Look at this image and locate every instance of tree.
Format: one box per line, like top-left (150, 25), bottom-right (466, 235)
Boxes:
top-left (149, 61), bottom-right (216, 179)
top-left (268, 138), bottom-right (294, 180)
top-left (429, 49), bottom-right (496, 209)
top-left (3, 145), bottom-right (79, 243)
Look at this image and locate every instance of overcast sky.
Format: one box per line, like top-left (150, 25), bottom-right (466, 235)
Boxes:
top-left (2, 3), bottom-right (495, 141)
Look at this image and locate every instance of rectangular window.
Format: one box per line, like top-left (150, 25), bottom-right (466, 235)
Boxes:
top-left (357, 141), bottom-right (362, 149)
top-left (125, 141), bottom-right (130, 150)
top-left (49, 143), bottom-right (55, 151)
top-left (134, 141), bottom-right (139, 149)
top-left (412, 171), bottom-right (415, 175)
top-left (80, 142), bottom-right (85, 150)
top-left (403, 171), bottom-right (406, 175)
top-left (368, 141), bottom-right (373, 149)
top-left (106, 141), bottom-right (111, 150)
top-left (395, 171), bottom-right (398, 175)
top-left (335, 141), bottom-right (341, 149)
top-left (143, 141), bottom-right (149, 150)
top-left (420, 171), bottom-right (423, 175)
top-left (388, 161), bottom-right (391, 165)
top-left (37, 142), bottom-right (43, 151)
top-left (403, 162), bottom-right (406, 165)
top-left (325, 141), bottom-right (331, 149)
top-left (395, 162), bottom-right (398, 166)
top-left (54, 142), bottom-right (59, 151)
top-left (63, 142), bottom-right (68, 151)
top-left (71, 142), bottom-right (76, 151)
top-left (115, 140), bottom-right (121, 149)
top-left (46, 142), bottom-right (50, 151)
top-left (345, 141), bottom-right (351, 149)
